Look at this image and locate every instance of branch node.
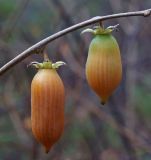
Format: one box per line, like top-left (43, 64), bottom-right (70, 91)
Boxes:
top-left (144, 10), bottom-right (151, 17)
top-left (91, 16), bottom-right (101, 21)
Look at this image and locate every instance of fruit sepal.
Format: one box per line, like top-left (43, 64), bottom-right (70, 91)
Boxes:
top-left (28, 60), bottom-right (66, 69)
top-left (81, 24), bottom-right (119, 35)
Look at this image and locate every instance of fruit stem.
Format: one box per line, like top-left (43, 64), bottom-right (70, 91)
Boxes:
top-left (43, 52), bottom-right (50, 62)
top-left (99, 21), bottom-right (104, 29)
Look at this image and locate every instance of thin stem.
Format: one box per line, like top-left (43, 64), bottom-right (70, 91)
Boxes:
top-left (0, 9), bottom-right (151, 75)
top-left (43, 53), bottom-right (49, 62)
top-left (99, 21), bottom-right (104, 28)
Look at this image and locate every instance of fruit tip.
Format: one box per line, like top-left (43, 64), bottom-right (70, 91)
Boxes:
top-left (100, 101), bottom-right (106, 105)
top-left (45, 147), bottom-right (50, 154)
top-left (100, 98), bottom-right (107, 105)
top-left (100, 97), bottom-right (108, 105)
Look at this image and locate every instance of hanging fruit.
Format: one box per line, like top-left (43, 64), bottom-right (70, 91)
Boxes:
top-left (82, 25), bottom-right (122, 104)
top-left (30, 58), bottom-right (66, 153)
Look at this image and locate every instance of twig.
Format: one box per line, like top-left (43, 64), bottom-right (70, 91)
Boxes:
top-left (0, 9), bottom-right (150, 76)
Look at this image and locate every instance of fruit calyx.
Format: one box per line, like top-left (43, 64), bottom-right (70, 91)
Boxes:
top-left (81, 24), bottom-right (119, 35)
top-left (28, 60), bottom-right (66, 69)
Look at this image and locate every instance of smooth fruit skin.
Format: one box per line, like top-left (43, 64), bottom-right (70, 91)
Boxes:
top-left (31, 69), bottom-right (65, 153)
top-left (86, 34), bottom-right (122, 104)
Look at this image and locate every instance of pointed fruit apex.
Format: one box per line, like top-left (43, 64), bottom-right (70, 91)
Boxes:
top-left (44, 143), bottom-right (53, 154)
top-left (101, 101), bottom-right (106, 105)
top-left (45, 147), bottom-right (50, 154)
top-left (100, 97), bottom-right (108, 105)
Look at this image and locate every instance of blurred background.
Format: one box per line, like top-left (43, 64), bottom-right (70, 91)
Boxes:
top-left (0, 0), bottom-right (151, 159)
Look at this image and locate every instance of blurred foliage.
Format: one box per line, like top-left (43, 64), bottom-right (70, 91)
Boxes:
top-left (0, 0), bottom-right (16, 17)
top-left (135, 86), bottom-right (151, 118)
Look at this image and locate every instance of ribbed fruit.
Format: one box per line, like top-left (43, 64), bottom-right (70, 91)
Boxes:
top-left (31, 61), bottom-right (65, 153)
top-left (85, 28), bottom-right (122, 104)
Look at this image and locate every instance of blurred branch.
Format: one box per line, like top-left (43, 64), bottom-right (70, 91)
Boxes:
top-left (82, 99), bottom-right (151, 152)
top-left (59, 41), bottom-right (85, 78)
top-left (3, 76), bottom-right (32, 149)
top-left (69, 86), bottom-right (151, 153)
top-left (51, 0), bottom-right (86, 60)
top-left (0, 9), bottom-right (150, 76)
top-left (50, 0), bottom-right (85, 77)
top-left (108, 100), bottom-right (138, 160)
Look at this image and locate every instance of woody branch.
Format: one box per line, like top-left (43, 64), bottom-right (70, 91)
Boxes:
top-left (0, 8), bottom-right (150, 76)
